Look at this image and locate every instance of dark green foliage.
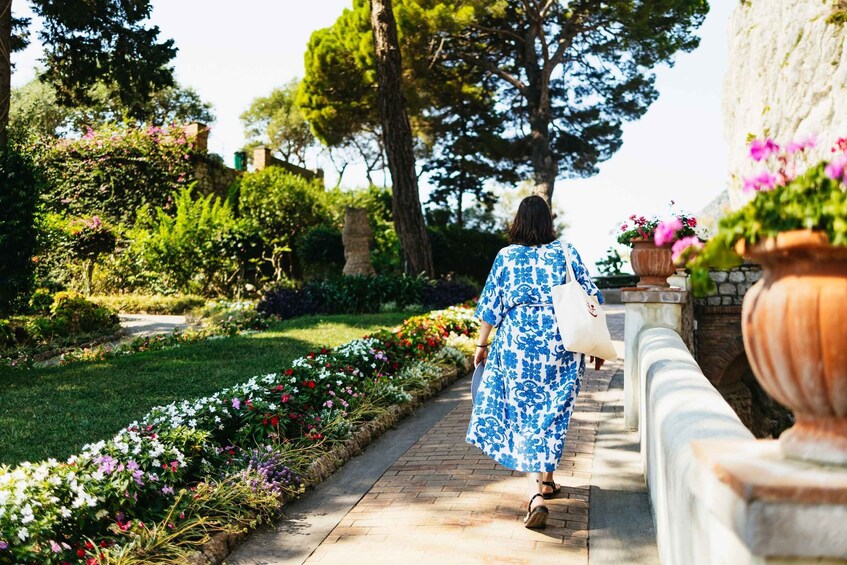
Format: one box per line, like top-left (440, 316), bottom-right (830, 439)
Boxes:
top-left (29, 0), bottom-right (176, 118)
top-left (419, 279), bottom-right (478, 310)
top-left (258, 274), bottom-right (479, 320)
top-left (427, 225), bottom-right (508, 283)
top-left (295, 225), bottom-right (345, 279)
top-left (0, 139), bottom-right (39, 315)
top-left (595, 247), bottom-right (625, 276)
top-left (48, 291), bottom-right (119, 335)
top-left (237, 167), bottom-right (332, 281)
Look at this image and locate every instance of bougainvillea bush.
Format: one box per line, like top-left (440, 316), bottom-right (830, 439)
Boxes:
top-left (0, 306), bottom-right (477, 563)
top-left (34, 125), bottom-right (201, 226)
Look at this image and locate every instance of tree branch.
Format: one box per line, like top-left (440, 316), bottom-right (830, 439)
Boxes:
top-left (463, 52), bottom-right (528, 97)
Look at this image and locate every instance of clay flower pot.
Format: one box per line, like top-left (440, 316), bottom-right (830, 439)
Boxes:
top-left (741, 230), bottom-right (847, 465)
top-left (629, 239), bottom-right (675, 288)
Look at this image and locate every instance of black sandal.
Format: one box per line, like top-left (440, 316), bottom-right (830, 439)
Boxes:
top-left (541, 480), bottom-right (561, 499)
top-left (524, 493), bottom-right (549, 529)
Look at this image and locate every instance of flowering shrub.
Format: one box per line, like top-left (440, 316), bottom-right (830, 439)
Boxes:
top-left (34, 124), bottom-right (201, 225)
top-left (678, 136), bottom-right (847, 295)
top-left (0, 306), bottom-right (477, 563)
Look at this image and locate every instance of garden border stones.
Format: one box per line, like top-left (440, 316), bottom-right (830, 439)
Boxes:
top-left (187, 357), bottom-right (472, 565)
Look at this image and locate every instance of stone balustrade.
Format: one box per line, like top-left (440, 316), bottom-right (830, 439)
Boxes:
top-left (623, 291), bottom-right (847, 564)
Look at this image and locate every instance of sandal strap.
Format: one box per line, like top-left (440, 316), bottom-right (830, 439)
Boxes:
top-left (542, 480), bottom-right (557, 488)
top-left (528, 492), bottom-right (545, 509)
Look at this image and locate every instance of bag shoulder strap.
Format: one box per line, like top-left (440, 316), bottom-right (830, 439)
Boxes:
top-left (558, 239), bottom-right (577, 284)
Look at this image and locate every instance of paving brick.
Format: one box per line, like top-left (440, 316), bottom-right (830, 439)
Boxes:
top-left (303, 353), bottom-right (624, 565)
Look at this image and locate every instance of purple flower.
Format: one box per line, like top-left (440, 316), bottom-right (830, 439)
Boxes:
top-left (749, 138), bottom-right (780, 162)
top-left (671, 237), bottom-right (703, 264)
top-left (654, 219), bottom-right (682, 246)
top-left (0, 541), bottom-right (8, 550)
top-left (96, 455), bottom-right (117, 475)
top-left (232, 398), bottom-right (241, 410)
top-left (132, 470), bottom-right (145, 486)
top-left (162, 485), bottom-right (175, 495)
top-left (50, 540), bottom-right (62, 553)
top-left (126, 460), bottom-right (140, 472)
top-left (825, 153), bottom-right (847, 182)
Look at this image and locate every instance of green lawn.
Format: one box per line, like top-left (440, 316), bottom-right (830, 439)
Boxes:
top-left (0, 312), bottom-right (412, 466)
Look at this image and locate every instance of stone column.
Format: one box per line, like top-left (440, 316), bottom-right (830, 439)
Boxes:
top-left (342, 207), bottom-right (376, 276)
top-left (622, 289), bottom-right (687, 431)
top-left (253, 147), bottom-right (273, 171)
top-left (184, 123), bottom-right (209, 152)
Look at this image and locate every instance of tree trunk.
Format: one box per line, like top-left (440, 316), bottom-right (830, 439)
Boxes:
top-left (523, 23), bottom-right (557, 203)
top-left (0, 0), bottom-right (11, 148)
top-left (369, 0), bottom-right (434, 277)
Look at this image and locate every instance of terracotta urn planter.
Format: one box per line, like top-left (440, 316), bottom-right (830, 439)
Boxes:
top-left (740, 230), bottom-right (847, 465)
top-left (629, 239), bottom-right (675, 288)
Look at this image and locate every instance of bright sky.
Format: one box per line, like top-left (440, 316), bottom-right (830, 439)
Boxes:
top-left (11, 1), bottom-right (735, 273)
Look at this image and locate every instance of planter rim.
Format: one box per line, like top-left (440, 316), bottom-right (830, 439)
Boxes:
top-left (736, 229), bottom-right (847, 261)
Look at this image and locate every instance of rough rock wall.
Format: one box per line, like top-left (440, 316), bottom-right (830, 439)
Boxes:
top-left (724, 0), bottom-right (847, 208)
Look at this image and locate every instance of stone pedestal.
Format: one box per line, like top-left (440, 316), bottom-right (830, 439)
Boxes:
top-left (692, 439), bottom-right (847, 562)
top-left (622, 288), bottom-right (687, 431)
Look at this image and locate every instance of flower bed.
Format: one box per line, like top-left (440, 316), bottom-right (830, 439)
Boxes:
top-left (0, 306), bottom-right (477, 564)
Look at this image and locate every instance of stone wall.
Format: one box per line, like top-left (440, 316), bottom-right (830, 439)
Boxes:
top-left (724, 0), bottom-right (847, 208)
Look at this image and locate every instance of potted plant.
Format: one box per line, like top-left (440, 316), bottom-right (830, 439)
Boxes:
top-left (616, 211), bottom-right (697, 288)
top-left (674, 136), bottom-right (847, 465)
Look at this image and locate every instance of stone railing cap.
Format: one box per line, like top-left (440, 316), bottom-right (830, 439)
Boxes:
top-left (693, 439), bottom-right (847, 505)
top-left (621, 288), bottom-right (688, 304)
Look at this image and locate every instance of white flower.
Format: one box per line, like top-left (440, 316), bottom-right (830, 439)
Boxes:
top-left (96, 509), bottom-right (108, 519)
top-left (60, 506), bottom-right (71, 518)
top-left (17, 527), bottom-right (28, 540)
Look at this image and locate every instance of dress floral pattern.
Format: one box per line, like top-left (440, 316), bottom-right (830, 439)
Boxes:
top-left (466, 240), bottom-right (604, 472)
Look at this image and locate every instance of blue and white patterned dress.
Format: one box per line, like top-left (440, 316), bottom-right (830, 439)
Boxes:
top-left (466, 240), bottom-right (604, 472)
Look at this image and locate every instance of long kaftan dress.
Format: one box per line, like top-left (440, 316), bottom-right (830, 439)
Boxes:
top-left (465, 240), bottom-right (604, 472)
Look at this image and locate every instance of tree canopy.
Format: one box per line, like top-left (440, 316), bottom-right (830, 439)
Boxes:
top-left (1, 0), bottom-right (177, 142)
top-left (10, 77), bottom-right (214, 138)
top-left (240, 79), bottom-right (316, 167)
top-left (300, 0), bottom-right (709, 203)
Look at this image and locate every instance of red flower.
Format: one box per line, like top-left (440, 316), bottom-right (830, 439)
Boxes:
top-left (281, 394), bottom-right (290, 403)
top-left (285, 369), bottom-right (293, 376)
top-left (270, 416), bottom-right (279, 427)
top-left (77, 549), bottom-right (87, 558)
top-left (306, 381), bottom-right (316, 389)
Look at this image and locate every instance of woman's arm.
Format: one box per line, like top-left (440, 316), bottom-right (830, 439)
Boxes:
top-left (474, 320), bottom-right (494, 367)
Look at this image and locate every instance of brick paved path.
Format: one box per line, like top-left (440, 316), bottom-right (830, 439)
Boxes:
top-left (306, 358), bottom-right (622, 564)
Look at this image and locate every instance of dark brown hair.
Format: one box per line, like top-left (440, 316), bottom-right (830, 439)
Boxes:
top-left (508, 195), bottom-right (556, 246)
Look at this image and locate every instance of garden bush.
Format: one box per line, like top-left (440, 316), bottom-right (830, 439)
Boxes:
top-left (0, 138), bottom-right (40, 316)
top-left (258, 275), bottom-right (479, 319)
top-left (237, 167), bottom-right (331, 281)
top-left (427, 225), bottom-right (508, 283)
top-left (49, 291), bottom-right (120, 335)
top-left (33, 124), bottom-right (201, 225)
top-left (135, 187), bottom-right (238, 295)
top-left (295, 224), bottom-right (345, 279)
top-left (90, 293), bottom-right (206, 314)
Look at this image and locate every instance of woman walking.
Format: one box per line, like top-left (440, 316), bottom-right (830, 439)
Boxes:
top-left (466, 195), bottom-right (605, 529)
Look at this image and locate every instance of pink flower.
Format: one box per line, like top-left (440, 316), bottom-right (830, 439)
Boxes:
top-left (749, 138), bottom-right (780, 162)
top-left (671, 237), bottom-right (703, 264)
top-left (742, 171), bottom-right (779, 193)
top-left (786, 136), bottom-right (816, 154)
top-left (232, 398), bottom-right (241, 410)
top-left (654, 219), bottom-right (682, 246)
top-left (50, 540), bottom-right (62, 553)
top-left (825, 153), bottom-right (847, 182)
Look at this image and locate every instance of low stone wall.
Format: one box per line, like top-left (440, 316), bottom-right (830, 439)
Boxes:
top-left (632, 326), bottom-right (847, 564)
top-left (636, 327), bottom-right (754, 564)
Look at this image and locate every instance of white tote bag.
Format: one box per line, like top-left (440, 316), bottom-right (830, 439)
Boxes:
top-left (552, 242), bottom-right (618, 361)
